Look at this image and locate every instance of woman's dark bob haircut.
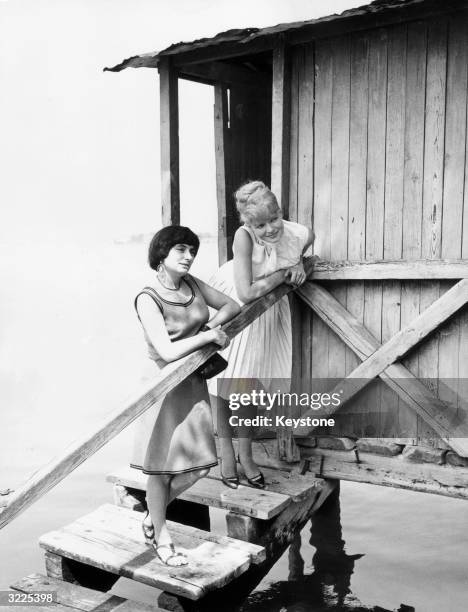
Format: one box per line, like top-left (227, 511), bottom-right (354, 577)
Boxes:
top-left (148, 225), bottom-right (200, 270)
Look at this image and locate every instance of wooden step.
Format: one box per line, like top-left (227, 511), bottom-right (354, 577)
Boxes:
top-left (9, 573), bottom-right (161, 611)
top-left (39, 504), bottom-right (265, 601)
top-left (107, 466), bottom-right (291, 519)
top-left (207, 464), bottom-right (321, 502)
top-left (107, 464), bottom-right (321, 518)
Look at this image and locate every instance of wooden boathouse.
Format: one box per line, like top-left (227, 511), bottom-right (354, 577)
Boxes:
top-left (2, 1), bottom-right (468, 610)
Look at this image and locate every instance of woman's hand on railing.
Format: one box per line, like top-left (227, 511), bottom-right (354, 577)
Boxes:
top-left (205, 325), bottom-right (230, 349)
top-left (285, 261), bottom-right (307, 287)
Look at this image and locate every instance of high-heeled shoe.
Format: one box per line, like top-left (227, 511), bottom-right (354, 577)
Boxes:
top-left (246, 472), bottom-right (265, 489)
top-left (236, 455), bottom-right (265, 488)
top-left (221, 473), bottom-right (239, 489)
top-left (220, 462), bottom-right (239, 489)
top-left (141, 511), bottom-right (188, 566)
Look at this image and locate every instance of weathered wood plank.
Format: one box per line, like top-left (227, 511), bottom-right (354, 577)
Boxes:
top-left (214, 84), bottom-right (229, 265)
top-left (364, 28), bottom-right (387, 436)
top-left (381, 24), bottom-right (406, 437)
top-left (287, 47), bottom-right (304, 458)
top-left (346, 32), bottom-right (368, 436)
top-left (461, 20), bottom-right (468, 445)
top-left (108, 464), bottom-right (317, 506)
top-left (303, 446), bottom-right (468, 499)
top-left (418, 18), bottom-right (447, 445)
top-left (311, 37), bottom-right (333, 401)
top-left (328, 34), bottom-right (350, 406)
top-left (296, 281), bottom-right (468, 455)
top-left (440, 16), bottom-right (468, 438)
top-left (107, 467), bottom-right (291, 520)
top-left (39, 504), bottom-right (265, 601)
top-left (249, 439), bottom-right (468, 500)
top-left (10, 573), bottom-right (162, 612)
top-left (309, 259), bottom-right (468, 279)
top-left (297, 42), bottom-right (315, 416)
top-left (271, 43), bottom-right (291, 217)
top-left (399, 20), bottom-right (427, 440)
top-left (0, 259), bottom-right (317, 531)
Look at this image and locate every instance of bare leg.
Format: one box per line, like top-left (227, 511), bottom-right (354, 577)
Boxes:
top-left (236, 402), bottom-right (261, 480)
top-left (144, 468), bottom-right (209, 566)
top-left (145, 474), bottom-right (171, 545)
top-left (145, 474), bottom-right (187, 566)
top-left (238, 436), bottom-right (262, 480)
top-left (212, 394), bottom-right (237, 478)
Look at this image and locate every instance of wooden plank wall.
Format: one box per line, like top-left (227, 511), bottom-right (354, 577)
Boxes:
top-left (289, 13), bottom-right (468, 444)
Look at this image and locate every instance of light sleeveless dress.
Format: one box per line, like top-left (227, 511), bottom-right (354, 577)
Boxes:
top-left (208, 220), bottom-right (309, 398)
top-left (131, 275), bottom-right (218, 475)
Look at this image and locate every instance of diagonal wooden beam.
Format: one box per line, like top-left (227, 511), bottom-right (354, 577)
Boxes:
top-left (295, 281), bottom-right (468, 456)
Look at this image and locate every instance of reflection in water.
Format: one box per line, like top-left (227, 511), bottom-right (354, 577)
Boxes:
top-left (307, 483), bottom-right (365, 610)
top-left (242, 484), bottom-right (413, 612)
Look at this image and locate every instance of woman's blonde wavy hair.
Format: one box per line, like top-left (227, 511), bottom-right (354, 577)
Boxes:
top-left (234, 180), bottom-right (281, 224)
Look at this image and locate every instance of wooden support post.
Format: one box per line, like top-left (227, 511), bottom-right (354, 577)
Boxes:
top-left (271, 41), bottom-right (291, 218)
top-left (214, 84), bottom-right (229, 265)
top-left (272, 42), bottom-right (296, 462)
top-left (44, 551), bottom-right (119, 592)
top-left (159, 57), bottom-right (180, 226)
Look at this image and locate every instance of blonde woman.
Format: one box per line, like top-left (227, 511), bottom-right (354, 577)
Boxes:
top-left (209, 181), bottom-right (314, 488)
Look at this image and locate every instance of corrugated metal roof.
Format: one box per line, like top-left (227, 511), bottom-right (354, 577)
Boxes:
top-left (103, 0), bottom-right (437, 72)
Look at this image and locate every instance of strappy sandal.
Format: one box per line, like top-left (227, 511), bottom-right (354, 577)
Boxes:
top-left (142, 512), bottom-right (188, 566)
top-left (142, 510), bottom-right (155, 544)
top-left (154, 543), bottom-right (188, 567)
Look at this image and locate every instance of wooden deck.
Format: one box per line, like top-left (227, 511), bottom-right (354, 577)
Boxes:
top-left (107, 465), bottom-right (320, 518)
top-left (39, 504), bottom-right (265, 601)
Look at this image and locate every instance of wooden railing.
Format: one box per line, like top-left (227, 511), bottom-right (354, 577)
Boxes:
top-left (2, 257), bottom-right (468, 529)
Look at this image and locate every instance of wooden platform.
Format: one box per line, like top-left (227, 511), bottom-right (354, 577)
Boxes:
top-left (39, 504), bottom-right (265, 601)
top-left (107, 465), bottom-right (320, 519)
top-left (6, 573), bottom-right (161, 612)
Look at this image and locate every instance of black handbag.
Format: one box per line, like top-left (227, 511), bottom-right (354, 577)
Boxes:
top-left (196, 325), bottom-right (228, 379)
top-left (196, 351), bottom-right (228, 379)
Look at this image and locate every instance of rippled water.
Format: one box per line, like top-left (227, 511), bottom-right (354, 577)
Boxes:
top-left (1, 240), bottom-right (468, 611)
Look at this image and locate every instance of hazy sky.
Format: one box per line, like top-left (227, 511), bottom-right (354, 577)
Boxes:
top-left (0, 0), bottom-right (366, 246)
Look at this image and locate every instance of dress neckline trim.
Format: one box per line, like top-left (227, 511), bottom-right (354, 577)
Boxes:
top-left (151, 277), bottom-right (195, 307)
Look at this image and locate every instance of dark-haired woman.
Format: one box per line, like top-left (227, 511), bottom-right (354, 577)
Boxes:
top-left (131, 226), bottom-right (240, 567)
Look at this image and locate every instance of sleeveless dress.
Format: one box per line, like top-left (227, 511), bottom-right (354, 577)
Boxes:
top-left (130, 275), bottom-right (218, 475)
top-left (208, 220), bottom-right (310, 398)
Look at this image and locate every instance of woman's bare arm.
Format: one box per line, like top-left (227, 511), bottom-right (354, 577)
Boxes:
top-left (233, 228), bottom-right (288, 303)
top-left (136, 294), bottom-right (226, 363)
top-left (191, 276), bottom-right (241, 328)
